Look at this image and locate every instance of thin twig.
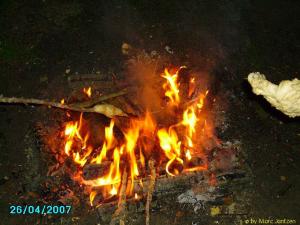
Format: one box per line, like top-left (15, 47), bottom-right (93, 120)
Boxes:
top-left (0, 96), bottom-right (69, 109)
top-left (110, 169), bottom-right (128, 225)
top-left (0, 95), bottom-right (127, 118)
top-left (146, 159), bottom-right (156, 225)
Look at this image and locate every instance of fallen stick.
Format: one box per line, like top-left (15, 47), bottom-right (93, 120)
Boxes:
top-left (145, 159), bottom-right (156, 225)
top-left (110, 169), bottom-right (128, 225)
top-left (0, 96), bottom-right (127, 118)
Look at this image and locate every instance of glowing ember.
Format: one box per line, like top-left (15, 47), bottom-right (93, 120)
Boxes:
top-left (189, 77), bottom-right (196, 97)
top-left (134, 193), bottom-right (139, 200)
top-left (57, 67), bottom-right (212, 206)
top-left (83, 87), bottom-right (92, 98)
top-left (185, 149), bottom-right (192, 160)
top-left (90, 191), bottom-right (97, 206)
top-left (110, 185), bottom-right (118, 196)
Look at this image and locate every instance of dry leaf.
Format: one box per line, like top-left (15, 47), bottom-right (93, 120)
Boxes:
top-left (91, 104), bottom-right (128, 118)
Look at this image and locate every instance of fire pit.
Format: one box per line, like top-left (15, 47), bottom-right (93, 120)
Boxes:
top-left (33, 62), bottom-right (250, 224)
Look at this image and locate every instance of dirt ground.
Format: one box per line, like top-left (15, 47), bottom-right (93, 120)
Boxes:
top-left (0, 1), bottom-right (299, 225)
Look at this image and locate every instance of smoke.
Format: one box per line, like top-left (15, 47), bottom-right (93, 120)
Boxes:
top-left (124, 49), bottom-right (166, 115)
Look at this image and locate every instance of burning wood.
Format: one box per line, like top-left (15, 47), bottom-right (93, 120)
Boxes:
top-left (28, 65), bottom-right (242, 225)
top-left (145, 159), bottom-right (156, 225)
top-left (83, 162), bottom-right (113, 180)
top-left (91, 168), bottom-right (248, 211)
top-left (109, 169), bottom-right (128, 225)
top-left (82, 153), bottom-right (206, 181)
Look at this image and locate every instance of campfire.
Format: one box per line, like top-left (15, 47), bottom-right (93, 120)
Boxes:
top-left (4, 57), bottom-right (248, 224)
top-left (0, 54), bottom-right (250, 224)
top-left (52, 66), bottom-right (215, 207)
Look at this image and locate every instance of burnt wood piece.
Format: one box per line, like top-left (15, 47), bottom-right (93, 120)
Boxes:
top-left (82, 155), bottom-right (206, 181)
top-left (94, 169), bottom-right (248, 210)
top-left (145, 159), bottom-right (156, 225)
top-left (109, 169), bottom-right (128, 225)
top-left (83, 162), bottom-right (112, 180)
top-left (177, 67), bottom-right (192, 103)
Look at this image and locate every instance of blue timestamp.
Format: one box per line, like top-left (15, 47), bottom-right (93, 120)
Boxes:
top-left (9, 205), bottom-right (72, 215)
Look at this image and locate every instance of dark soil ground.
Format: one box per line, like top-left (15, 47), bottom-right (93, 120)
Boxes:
top-left (0, 1), bottom-right (299, 225)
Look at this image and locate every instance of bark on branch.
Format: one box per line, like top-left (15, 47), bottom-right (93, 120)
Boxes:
top-left (146, 159), bottom-right (156, 225)
top-left (110, 169), bottom-right (128, 225)
top-left (0, 93), bottom-right (128, 118)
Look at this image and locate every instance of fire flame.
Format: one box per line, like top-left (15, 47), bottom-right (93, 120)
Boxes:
top-left (59, 67), bottom-right (212, 206)
top-left (161, 67), bottom-right (182, 105)
top-left (83, 87), bottom-right (92, 98)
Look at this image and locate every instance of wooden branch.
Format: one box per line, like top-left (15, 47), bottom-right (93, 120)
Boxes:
top-left (0, 96), bottom-right (127, 118)
top-left (146, 159), bottom-right (156, 225)
top-left (109, 169), bottom-right (128, 225)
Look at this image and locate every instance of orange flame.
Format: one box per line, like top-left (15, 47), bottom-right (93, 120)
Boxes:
top-left (134, 193), bottom-right (139, 199)
top-left (64, 121), bottom-right (78, 155)
top-left (91, 120), bottom-right (115, 164)
top-left (89, 191), bottom-right (97, 206)
top-left (182, 106), bottom-right (198, 137)
top-left (83, 87), bottom-right (92, 98)
top-left (189, 77), bottom-right (196, 97)
top-left (123, 120), bottom-right (143, 194)
top-left (84, 146), bottom-right (121, 188)
top-left (157, 128), bottom-right (183, 176)
top-left (197, 90), bottom-right (209, 110)
top-left (185, 149), bottom-right (192, 160)
top-left (161, 68), bottom-right (181, 105)
top-left (110, 185), bottom-right (118, 196)
top-left (59, 66), bottom-right (212, 206)
top-left (62, 114), bottom-right (92, 167)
